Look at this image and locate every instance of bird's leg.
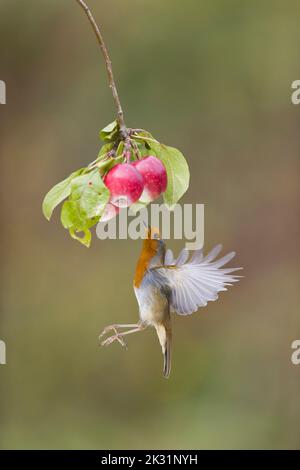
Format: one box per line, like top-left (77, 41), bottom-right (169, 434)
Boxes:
top-left (99, 323), bottom-right (140, 338)
top-left (100, 322), bottom-right (146, 348)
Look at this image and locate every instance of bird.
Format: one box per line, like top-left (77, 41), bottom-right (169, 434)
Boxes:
top-left (100, 227), bottom-right (242, 378)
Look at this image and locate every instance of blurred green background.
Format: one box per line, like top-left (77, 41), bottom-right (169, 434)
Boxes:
top-left (0, 0), bottom-right (299, 449)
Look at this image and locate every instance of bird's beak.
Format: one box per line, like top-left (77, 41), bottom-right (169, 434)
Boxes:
top-left (141, 220), bottom-right (161, 240)
top-left (149, 227), bottom-right (161, 240)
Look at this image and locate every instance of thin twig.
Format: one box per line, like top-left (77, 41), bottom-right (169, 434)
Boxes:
top-left (124, 138), bottom-right (132, 163)
top-left (75, 0), bottom-right (127, 136)
top-left (130, 139), bottom-right (141, 160)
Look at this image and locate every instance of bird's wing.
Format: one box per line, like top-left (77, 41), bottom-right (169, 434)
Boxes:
top-left (164, 248), bottom-right (175, 265)
top-left (149, 244), bottom-right (242, 315)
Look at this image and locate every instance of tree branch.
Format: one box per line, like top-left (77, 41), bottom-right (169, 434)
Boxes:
top-left (75, 0), bottom-right (127, 136)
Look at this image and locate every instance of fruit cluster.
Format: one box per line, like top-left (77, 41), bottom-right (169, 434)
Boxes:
top-left (102, 156), bottom-right (167, 221)
top-left (42, 122), bottom-right (189, 247)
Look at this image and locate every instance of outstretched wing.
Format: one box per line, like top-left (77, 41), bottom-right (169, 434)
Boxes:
top-left (149, 244), bottom-right (242, 315)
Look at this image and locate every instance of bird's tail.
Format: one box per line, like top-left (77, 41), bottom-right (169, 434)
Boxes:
top-left (155, 322), bottom-right (172, 378)
top-left (163, 333), bottom-right (172, 378)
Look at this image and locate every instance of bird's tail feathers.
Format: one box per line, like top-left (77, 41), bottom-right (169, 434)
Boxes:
top-left (155, 323), bottom-right (172, 379)
top-left (163, 335), bottom-right (171, 378)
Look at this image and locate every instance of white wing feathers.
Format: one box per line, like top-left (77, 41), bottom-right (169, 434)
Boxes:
top-left (150, 245), bottom-right (242, 316)
top-left (164, 249), bottom-right (176, 265)
top-left (174, 248), bottom-right (189, 266)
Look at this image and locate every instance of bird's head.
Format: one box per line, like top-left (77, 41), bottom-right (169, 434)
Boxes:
top-left (142, 226), bottom-right (166, 265)
top-left (134, 225), bottom-right (166, 287)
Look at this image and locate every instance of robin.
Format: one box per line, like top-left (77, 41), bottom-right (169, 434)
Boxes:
top-left (100, 227), bottom-right (242, 378)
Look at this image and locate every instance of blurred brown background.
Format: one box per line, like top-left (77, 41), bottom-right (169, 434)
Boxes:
top-left (0, 0), bottom-right (299, 449)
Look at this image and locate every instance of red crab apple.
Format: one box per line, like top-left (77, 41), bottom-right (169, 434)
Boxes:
top-left (132, 156), bottom-right (167, 203)
top-left (104, 163), bottom-right (144, 208)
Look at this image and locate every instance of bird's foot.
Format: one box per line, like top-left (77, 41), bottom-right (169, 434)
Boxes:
top-left (99, 323), bottom-right (145, 349)
top-left (99, 325), bottom-right (128, 349)
top-left (99, 324), bottom-right (118, 340)
top-left (101, 333), bottom-right (128, 349)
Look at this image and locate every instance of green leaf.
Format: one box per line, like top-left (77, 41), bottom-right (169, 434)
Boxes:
top-left (132, 132), bottom-right (158, 146)
top-left (80, 187), bottom-right (108, 218)
top-left (70, 174), bottom-right (89, 201)
top-left (61, 199), bottom-right (98, 247)
top-left (99, 120), bottom-right (119, 142)
top-left (60, 200), bottom-right (87, 230)
top-left (83, 144), bottom-right (114, 172)
top-left (116, 140), bottom-right (124, 156)
top-left (148, 142), bottom-right (190, 207)
top-left (97, 155), bottom-right (124, 175)
top-left (133, 130), bottom-right (155, 139)
top-left (42, 169), bottom-right (83, 220)
top-left (135, 141), bottom-right (151, 157)
top-left (98, 142), bottom-right (114, 157)
top-left (69, 227), bottom-right (91, 248)
top-left (71, 169), bottom-right (102, 193)
top-left (97, 157), bottom-right (115, 172)
top-left (70, 169), bottom-right (110, 219)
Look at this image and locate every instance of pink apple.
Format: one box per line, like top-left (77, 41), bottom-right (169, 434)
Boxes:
top-left (104, 163), bottom-right (144, 208)
top-left (132, 156), bottom-right (167, 203)
top-left (101, 202), bottom-right (119, 222)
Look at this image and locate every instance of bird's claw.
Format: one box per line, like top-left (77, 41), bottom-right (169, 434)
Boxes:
top-left (101, 334), bottom-right (128, 349)
top-left (99, 324), bottom-right (117, 340)
top-left (99, 325), bottom-right (128, 349)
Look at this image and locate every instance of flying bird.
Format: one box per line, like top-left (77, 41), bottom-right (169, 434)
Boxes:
top-left (100, 228), bottom-right (242, 378)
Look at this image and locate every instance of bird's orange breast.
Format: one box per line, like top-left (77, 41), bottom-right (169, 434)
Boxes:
top-left (134, 238), bottom-right (158, 288)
